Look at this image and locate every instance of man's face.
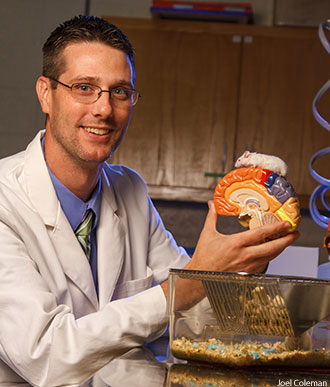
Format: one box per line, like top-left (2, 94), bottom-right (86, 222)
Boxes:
top-left (40, 41), bottom-right (134, 169)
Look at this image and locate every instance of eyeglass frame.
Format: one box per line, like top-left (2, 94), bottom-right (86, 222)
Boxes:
top-left (47, 77), bottom-right (141, 106)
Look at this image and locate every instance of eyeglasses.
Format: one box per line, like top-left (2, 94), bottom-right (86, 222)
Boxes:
top-left (49, 78), bottom-right (141, 106)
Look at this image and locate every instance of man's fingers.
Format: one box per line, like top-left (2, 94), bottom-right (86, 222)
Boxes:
top-left (239, 221), bottom-right (296, 246)
top-left (247, 230), bottom-right (300, 262)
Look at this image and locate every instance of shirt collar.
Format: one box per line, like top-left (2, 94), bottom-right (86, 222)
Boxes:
top-left (41, 136), bottom-right (101, 231)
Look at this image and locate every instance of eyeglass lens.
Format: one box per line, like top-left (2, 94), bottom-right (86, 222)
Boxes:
top-left (71, 84), bottom-right (138, 105)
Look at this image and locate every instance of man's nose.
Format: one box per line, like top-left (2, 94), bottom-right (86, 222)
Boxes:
top-left (91, 91), bottom-right (113, 117)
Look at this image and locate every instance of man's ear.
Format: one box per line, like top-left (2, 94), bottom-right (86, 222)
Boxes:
top-left (36, 76), bottom-right (52, 115)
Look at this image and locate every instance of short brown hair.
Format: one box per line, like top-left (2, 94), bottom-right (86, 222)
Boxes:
top-left (42, 15), bottom-right (135, 82)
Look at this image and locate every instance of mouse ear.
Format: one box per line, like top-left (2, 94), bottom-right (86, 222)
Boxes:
top-left (243, 151), bottom-right (250, 158)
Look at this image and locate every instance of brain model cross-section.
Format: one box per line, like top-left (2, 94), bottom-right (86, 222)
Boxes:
top-left (214, 151), bottom-right (301, 232)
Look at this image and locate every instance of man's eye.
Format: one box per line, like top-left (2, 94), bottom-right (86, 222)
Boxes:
top-left (113, 88), bottom-right (130, 99)
top-left (75, 84), bottom-right (94, 94)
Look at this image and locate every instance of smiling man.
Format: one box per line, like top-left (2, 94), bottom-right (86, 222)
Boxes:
top-left (0, 15), bottom-right (299, 386)
top-left (39, 37), bottom-right (135, 199)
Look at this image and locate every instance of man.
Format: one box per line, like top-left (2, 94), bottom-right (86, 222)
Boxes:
top-left (0, 15), bottom-right (299, 385)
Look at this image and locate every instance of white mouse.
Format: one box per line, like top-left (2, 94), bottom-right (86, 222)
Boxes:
top-left (235, 151), bottom-right (288, 177)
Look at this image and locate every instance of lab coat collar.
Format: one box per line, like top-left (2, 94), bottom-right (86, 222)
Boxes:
top-left (24, 130), bottom-right (58, 227)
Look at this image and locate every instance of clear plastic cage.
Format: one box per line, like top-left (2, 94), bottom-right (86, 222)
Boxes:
top-left (169, 269), bottom-right (330, 368)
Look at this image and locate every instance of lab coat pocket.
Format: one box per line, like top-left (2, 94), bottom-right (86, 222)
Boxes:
top-left (112, 268), bottom-right (153, 300)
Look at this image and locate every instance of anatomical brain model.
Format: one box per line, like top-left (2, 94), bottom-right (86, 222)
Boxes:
top-left (214, 151), bottom-right (301, 232)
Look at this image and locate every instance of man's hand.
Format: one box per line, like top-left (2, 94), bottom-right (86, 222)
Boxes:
top-left (187, 200), bottom-right (300, 274)
top-left (161, 200), bottom-right (300, 302)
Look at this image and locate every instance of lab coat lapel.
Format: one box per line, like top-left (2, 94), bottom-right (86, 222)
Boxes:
top-left (97, 170), bottom-right (125, 309)
top-left (24, 130), bottom-right (98, 309)
top-left (51, 211), bottom-right (99, 309)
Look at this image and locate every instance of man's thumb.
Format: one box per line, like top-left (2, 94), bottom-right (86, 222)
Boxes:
top-left (204, 200), bottom-right (218, 230)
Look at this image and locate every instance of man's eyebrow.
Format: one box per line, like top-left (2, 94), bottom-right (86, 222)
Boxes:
top-left (115, 80), bottom-right (134, 88)
top-left (71, 77), bottom-right (133, 88)
top-left (72, 76), bottom-right (101, 83)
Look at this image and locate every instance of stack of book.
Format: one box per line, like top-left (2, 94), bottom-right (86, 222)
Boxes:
top-left (150, 1), bottom-right (253, 24)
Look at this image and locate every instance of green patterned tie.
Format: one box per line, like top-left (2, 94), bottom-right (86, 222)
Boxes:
top-left (75, 210), bottom-right (94, 260)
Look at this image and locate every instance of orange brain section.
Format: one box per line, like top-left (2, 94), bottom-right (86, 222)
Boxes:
top-left (213, 167), bottom-right (300, 231)
top-left (214, 168), bottom-right (268, 216)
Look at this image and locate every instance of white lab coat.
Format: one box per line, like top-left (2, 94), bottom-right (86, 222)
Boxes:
top-left (0, 131), bottom-right (190, 386)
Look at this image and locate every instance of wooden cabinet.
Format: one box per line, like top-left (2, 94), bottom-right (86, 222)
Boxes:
top-left (235, 28), bottom-right (330, 198)
top-left (106, 17), bottom-right (330, 205)
top-left (108, 18), bottom-right (242, 201)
